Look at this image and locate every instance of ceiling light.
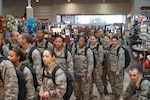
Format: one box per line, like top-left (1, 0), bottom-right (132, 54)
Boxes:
top-left (36, 0), bottom-right (39, 3)
top-left (67, 0), bottom-right (71, 3)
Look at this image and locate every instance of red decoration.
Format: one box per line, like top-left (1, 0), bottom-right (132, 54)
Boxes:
top-left (144, 59), bottom-right (150, 69)
top-left (20, 14), bottom-right (24, 19)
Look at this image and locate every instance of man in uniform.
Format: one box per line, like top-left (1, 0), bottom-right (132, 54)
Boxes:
top-left (18, 33), bottom-right (42, 75)
top-left (120, 67), bottom-right (150, 100)
top-left (115, 29), bottom-right (127, 48)
top-left (33, 29), bottom-right (53, 53)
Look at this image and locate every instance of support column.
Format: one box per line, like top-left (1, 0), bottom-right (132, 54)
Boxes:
top-left (26, 0), bottom-right (34, 19)
top-left (0, 0), bottom-right (2, 15)
top-left (26, 6), bottom-right (34, 19)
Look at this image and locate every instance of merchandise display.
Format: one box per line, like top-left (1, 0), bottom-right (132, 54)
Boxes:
top-left (131, 14), bottom-right (150, 74)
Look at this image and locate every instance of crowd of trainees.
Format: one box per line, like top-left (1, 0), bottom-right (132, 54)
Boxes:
top-left (0, 28), bottom-right (149, 100)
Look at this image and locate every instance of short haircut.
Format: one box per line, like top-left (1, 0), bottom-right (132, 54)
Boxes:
top-left (128, 66), bottom-right (142, 74)
top-left (36, 29), bottom-right (44, 33)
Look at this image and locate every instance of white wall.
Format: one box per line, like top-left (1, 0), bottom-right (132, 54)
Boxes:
top-left (132, 0), bottom-right (150, 16)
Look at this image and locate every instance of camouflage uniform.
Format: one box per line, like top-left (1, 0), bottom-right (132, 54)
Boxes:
top-left (22, 44), bottom-right (42, 75)
top-left (54, 48), bottom-right (74, 77)
top-left (16, 62), bottom-right (35, 100)
top-left (33, 39), bottom-right (53, 53)
top-left (108, 45), bottom-right (125, 99)
top-left (7, 42), bottom-right (20, 50)
top-left (122, 76), bottom-right (150, 100)
top-left (1, 44), bottom-right (9, 57)
top-left (101, 43), bottom-right (112, 93)
top-left (116, 35), bottom-right (127, 48)
top-left (72, 46), bottom-right (94, 100)
top-left (71, 43), bottom-right (78, 54)
top-left (97, 36), bottom-right (104, 45)
top-left (38, 64), bottom-right (67, 100)
top-left (88, 43), bottom-right (104, 99)
top-left (0, 59), bottom-right (18, 100)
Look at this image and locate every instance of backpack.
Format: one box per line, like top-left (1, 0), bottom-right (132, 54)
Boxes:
top-left (139, 75), bottom-right (150, 98)
top-left (88, 44), bottom-right (100, 68)
top-left (0, 44), bottom-right (4, 56)
top-left (55, 48), bottom-right (68, 60)
top-left (0, 56), bottom-right (9, 82)
top-left (16, 66), bottom-right (27, 100)
top-left (116, 46), bottom-right (130, 69)
top-left (35, 41), bottom-right (48, 49)
top-left (75, 46), bottom-right (97, 68)
top-left (42, 66), bottom-right (74, 100)
top-left (20, 64), bottom-right (38, 91)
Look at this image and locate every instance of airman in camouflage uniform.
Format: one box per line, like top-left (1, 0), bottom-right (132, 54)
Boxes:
top-left (101, 35), bottom-right (112, 94)
top-left (7, 48), bottom-right (35, 100)
top-left (18, 33), bottom-right (42, 75)
top-left (33, 29), bottom-right (53, 53)
top-left (88, 35), bottom-right (105, 100)
top-left (18, 33), bottom-right (42, 99)
top-left (108, 36), bottom-right (125, 100)
top-left (72, 36), bottom-right (94, 100)
top-left (54, 36), bottom-right (74, 77)
top-left (96, 29), bottom-right (104, 45)
top-left (120, 67), bottom-right (150, 100)
top-left (7, 31), bottom-right (20, 49)
top-left (0, 57), bottom-right (18, 100)
top-left (38, 49), bottom-right (67, 100)
top-left (115, 29), bottom-right (127, 48)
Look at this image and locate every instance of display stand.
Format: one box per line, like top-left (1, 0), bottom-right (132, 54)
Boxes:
top-left (131, 13), bottom-right (150, 75)
top-left (137, 20), bottom-right (150, 75)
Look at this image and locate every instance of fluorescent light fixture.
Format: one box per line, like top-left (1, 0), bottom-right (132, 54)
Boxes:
top-left (36, 0), bottom-right (39, 3)
top-left (67, 0), bottom-right (71, 3)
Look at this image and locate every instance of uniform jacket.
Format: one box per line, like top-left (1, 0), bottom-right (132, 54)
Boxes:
top-left (54, 48), bottom-right (74, 77)
top-left (103, 43), bottom-right (111, 68)
top-left (33, 39), bottom-right (53, 53)
top-left (122, 76), bottom-right (150, 100)
top-left (108, 45), bottom-right (125, 72)
top-left (88, 43), bottom-right (104, 68)
top-left (22, 44), bottom-right (42, 75)
top-left (0, 60), bottom-right (18, 100)
top-left (38, 64), bottom-right (67, 100)
top-left (72, 46), bottom-right (94, 77)
top-left (116, 35), bottom-right (127, 48)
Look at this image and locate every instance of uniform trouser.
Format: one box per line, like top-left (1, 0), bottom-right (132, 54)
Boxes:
top-left (108, 70), bottom-right (124, 97)
top-left (101, 67), bottom-right (109, 92)
top-left (124, 94), bottom-right (139, 100)
top-left (74, 75), bottom-right (90, 100)
top-left (89, 67), bottom-right (104, 98)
